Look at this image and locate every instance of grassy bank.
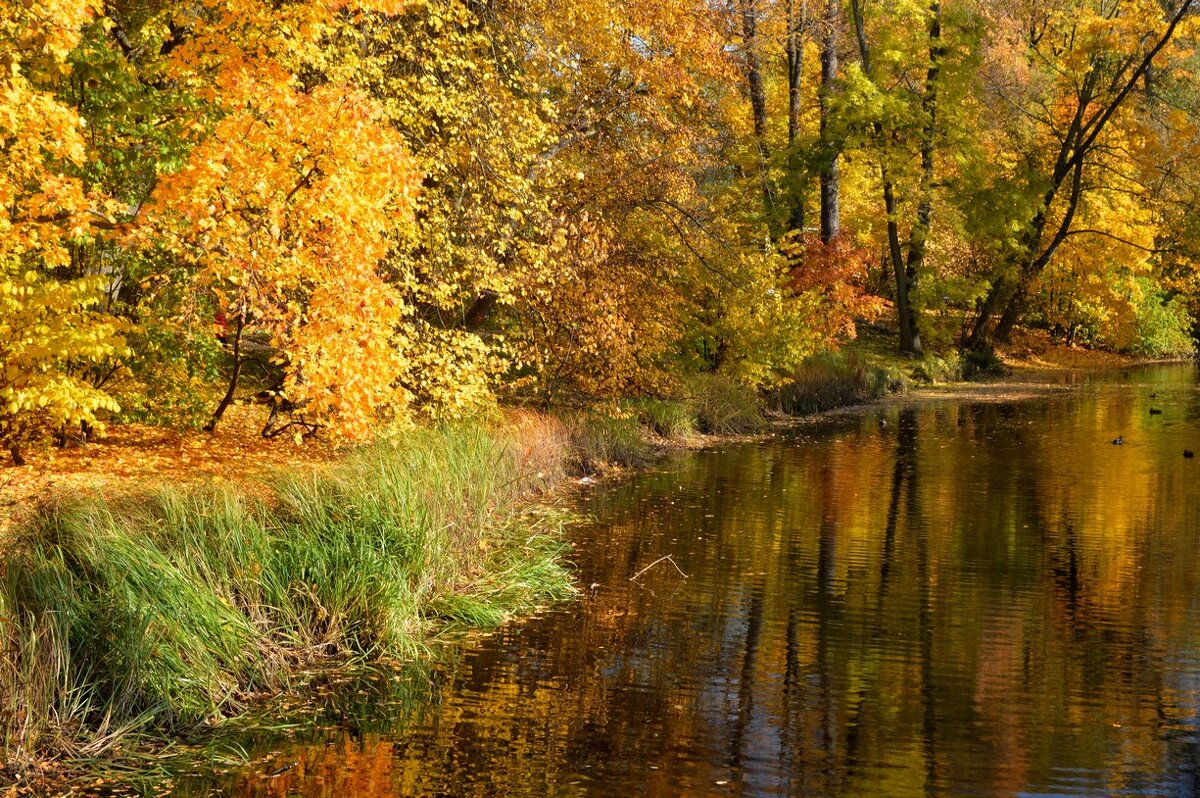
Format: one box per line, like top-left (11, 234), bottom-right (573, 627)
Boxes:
top-left (560, 374), bottom-right (765, 474)
top-left (0, 422), bottom-right (575, 777)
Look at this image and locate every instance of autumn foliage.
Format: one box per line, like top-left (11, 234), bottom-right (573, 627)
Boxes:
top-left (3, 0), bottom-right (1200, 460)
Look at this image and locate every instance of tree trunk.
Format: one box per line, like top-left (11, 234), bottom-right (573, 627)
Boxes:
top-left (965, 275), bottom-right (1004, 350)
top-left (205, 314), bottom-right (245, 433)
top-left (994, 277), bottom-right (1029, 343)
top-left (897, 0), bottom-right (942, 357)
top-left (9, 444), bottom-right (24, 467)
top-left (785, 0), bottom-right (807, 234)
top-left (818, 0), bottom-right (840, 243)
top-left (463, 289), bottom-right (500, 331)
top-left (883, 179), bottom-right (918, 355)
top-left (740, 0), bottom-right (774, 219)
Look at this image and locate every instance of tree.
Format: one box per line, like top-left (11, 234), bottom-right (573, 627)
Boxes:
top-left (966, 0), bottom-right (1196, 350)
top-left (128, 0), bottom-right (426, 438)
top-left (818, 0), bottom-right (841, 244)
top-left (0, 0), bottom-right (130, 464)
top-left (843, 0), bottom-right (954, 356)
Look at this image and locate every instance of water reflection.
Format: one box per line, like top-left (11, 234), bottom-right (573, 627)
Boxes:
top-left (197, 364), bottom-right (1200, 797)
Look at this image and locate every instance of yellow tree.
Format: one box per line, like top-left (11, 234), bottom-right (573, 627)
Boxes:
top-left (966, 0), bottom-right (1197, 349)
top-left (140, 0), bottom-right (425, 439)
top-left (346, 0), bottom-right (823, 401)
top-left (0, 0), bottom-right (129, 464)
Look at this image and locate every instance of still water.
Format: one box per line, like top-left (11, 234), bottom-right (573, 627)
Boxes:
top-left (198, 365), bottom-right (1200, 797)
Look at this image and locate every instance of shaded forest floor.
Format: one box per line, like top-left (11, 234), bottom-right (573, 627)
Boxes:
top-left (996, 328), bottom-right (1157, 370)
top-left (0, 326), bottom-right (1177, 533)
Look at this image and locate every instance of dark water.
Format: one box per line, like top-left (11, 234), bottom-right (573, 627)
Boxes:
top-left (197, 365), bottom-right (1200, 797)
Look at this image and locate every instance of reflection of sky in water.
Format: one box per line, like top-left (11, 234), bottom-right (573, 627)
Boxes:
top-left (178, 364), bottom-right (1200, 798)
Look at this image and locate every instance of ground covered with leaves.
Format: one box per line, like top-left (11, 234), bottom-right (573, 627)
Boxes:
top-left (0, 405), bottom-right (335, 535)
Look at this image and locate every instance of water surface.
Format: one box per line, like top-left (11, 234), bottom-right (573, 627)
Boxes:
top-left (197, 365), bottom-right (1200, 797)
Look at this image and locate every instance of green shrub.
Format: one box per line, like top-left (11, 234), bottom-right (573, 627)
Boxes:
top-left (910, 352), bottom-right (963, 384)
top-left (1130, 279), bottom-right (1196, 358)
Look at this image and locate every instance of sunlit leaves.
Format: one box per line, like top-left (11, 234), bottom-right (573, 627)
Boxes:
top-left (141, 0), bottom-right (428, 438)
top-left (0, 265), bottom-right (129, 453)
top-left (0, 0), bottom-right (131, 457)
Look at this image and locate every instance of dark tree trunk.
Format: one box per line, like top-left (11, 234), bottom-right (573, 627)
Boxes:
top-left (740, 0), bottom-right (775, 219)
top-left (897, 0), bottom-right (942, 357)
top-left (785, 0), bottom-right (807, 234)
top-left (463, 289), bottom-right (500, 331)
top-left (818, 0), bottom-right (840, 243)
top-left (883, 178), bottom-right (919, 354)
top-left (965, 275), bottom-right (1004, 350)
top-left (9, 445), bottom-right (24, 467)
top-left (983, 158), bottom-right (1083, 346)
top-left (741, 0), bottom-right (769, 145)
top-left (994, 278), bottom-right (1030, 343)
top-left (205, 314), bottom-right (245, 433)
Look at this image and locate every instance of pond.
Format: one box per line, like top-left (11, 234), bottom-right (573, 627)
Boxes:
top-left (189, 364), bottom-right (1200, 797)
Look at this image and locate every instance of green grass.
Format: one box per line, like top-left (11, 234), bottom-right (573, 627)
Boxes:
top-left (0, 423), bottom-right (575, 771)
top-left (627, 398), bottom-right (695, 439)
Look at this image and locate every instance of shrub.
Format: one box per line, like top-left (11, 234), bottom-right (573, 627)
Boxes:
top-left (910, 352), bottom-right (963, 384)
top-left (1130, 280), bottom-right (1196, 358)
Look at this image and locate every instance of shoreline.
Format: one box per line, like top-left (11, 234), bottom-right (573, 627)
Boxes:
top-left (1, 340), bottom-right (1191, 791)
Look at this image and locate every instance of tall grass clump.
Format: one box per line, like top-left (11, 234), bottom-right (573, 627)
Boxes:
top-left (771, 351), bottom-right (907, 415)
top-left (627, 398), bottom-right (695, 439)
top-left (0, 423), bottom-right (574, 771)
top-left (562, 412), bottom-right (655, 474)
top-left (686, 374), bottom-right (764, 434)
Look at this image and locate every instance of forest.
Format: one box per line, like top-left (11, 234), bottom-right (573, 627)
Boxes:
top-left (5, 0), bottom-right (1200, 461)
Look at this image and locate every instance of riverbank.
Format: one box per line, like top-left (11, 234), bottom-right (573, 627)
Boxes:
top-left (770, 325), bottom-right (1179, 414)
top-left (0, 327), bottom-right (1160, 520)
